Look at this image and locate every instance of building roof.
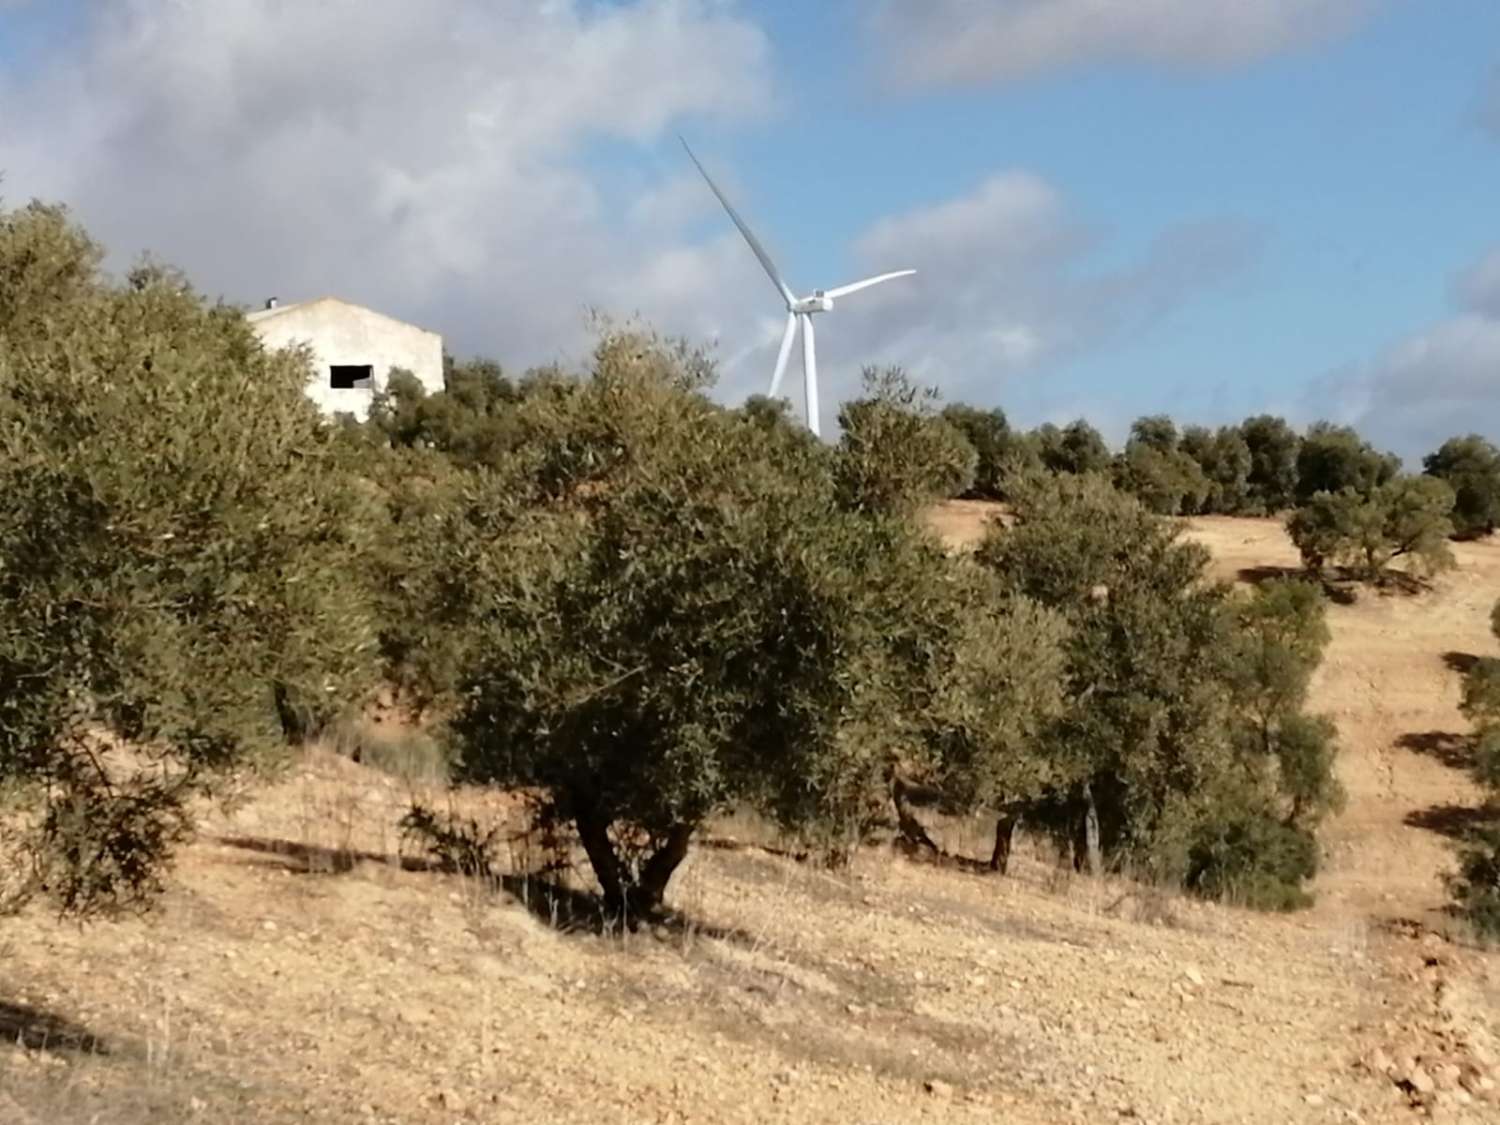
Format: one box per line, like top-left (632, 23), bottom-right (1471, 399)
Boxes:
top-left (245, 296), bottom-right (439, 337)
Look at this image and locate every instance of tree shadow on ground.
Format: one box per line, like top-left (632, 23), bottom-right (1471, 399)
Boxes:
top-left (1404, 803), bottom-right (1492, 840)
top-left (1396, 731), bottom-right (1475, 771)
top-left (1443, 651), bottom-right (1481, 675)
top-left (497, 871), bottom-right (758, 947)
top-left (0, 999), bottom-right (108, 1055)
top-left (213, 834), bottom-right (440, 875)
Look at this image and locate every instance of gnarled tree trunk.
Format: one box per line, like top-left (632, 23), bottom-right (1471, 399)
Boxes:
top-left (571, 798), bottom-right (695, 927)
top-left (990, 810), bottom-right (1021, 874)
top-left (891, 776), bottom-right (939, 856)
top-left (1072, 781), bottom-right (1102, 876)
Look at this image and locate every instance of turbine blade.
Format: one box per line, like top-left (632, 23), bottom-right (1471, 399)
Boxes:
top-left (768, 313), bottom-right (798, 399)
top-left (802, 314), bottom-right (820, 438)
top-left (822, 269), bottom-right (917, 300)
top-left (680, 136), bottom-right (796, 308)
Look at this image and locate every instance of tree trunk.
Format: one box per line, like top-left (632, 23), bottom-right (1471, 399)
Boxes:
top-left (571, 799), bottom-right (627, 917)
top-left (990, 811), bottom-right (1020, 874)
top-left (1072, 782), bottom-right (1102, 876)
top-left (634, 823), bottom-right (695, 916)
top-left (571, 799), bottom-right (694, 928)
top-left (891, 777), bottom-right (939, 855)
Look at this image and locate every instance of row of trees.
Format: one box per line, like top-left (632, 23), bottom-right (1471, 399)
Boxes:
top-left (0, 198), bottom-right (1345, 926)
top-left (359, 352), bottom-right (1344, 916)
top-left (939, 405), bottom-right (1500, 540)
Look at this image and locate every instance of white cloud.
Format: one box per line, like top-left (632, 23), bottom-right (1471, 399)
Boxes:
top-left (814, 174), bottom-right (1261, 408)
top-left (0, 0), bottom-right (772, 365)
top-left (1315, 247), bottom-right (1500, 462)
top-left (867, 0), bottom-right (1375, 85)
top-left (0, 0), bottom-right (1255, 424)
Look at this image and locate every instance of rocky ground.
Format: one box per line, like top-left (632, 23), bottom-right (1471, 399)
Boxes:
top-left (2, 508), bottom-right (1498, 1124)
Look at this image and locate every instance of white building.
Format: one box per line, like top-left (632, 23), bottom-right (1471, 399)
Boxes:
top-left (247, 296), bottom-right (444, 420)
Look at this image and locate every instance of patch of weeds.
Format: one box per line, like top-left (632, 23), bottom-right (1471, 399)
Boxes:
top-left (400, 805), bottom-right (501, 878)
top-left (326, 719), bottom-right (451, 786)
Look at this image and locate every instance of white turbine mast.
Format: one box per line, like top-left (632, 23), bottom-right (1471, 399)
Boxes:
top-left (681, 137), bottom-right (915, 437)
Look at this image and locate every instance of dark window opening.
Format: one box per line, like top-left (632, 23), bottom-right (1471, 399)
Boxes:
top-left (330, 364), bottom-right (374, 390)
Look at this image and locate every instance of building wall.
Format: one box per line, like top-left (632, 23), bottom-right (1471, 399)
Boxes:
top-left (248, 298), bottom-right (443, 421)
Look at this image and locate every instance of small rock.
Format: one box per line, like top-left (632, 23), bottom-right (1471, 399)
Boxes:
top-left (1183, 966), bottom-right (1204, 988)
top-left (924, 1079), bottom-right (953, 1098)
top-left (1303, 1093), bottom-right (1324, 1108)
top-left (1406, 1065), bottom-right (1436, 1096)
top-left (1365, 1047), bottom-right (1395, 1075)
top-left (261, 920), bottom-right (277, 933)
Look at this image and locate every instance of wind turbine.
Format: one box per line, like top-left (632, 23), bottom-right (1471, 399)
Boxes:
top-left (681, 138), bottom-right (915, 437)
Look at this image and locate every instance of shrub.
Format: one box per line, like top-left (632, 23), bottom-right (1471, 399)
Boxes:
top-left (1447, 825), bottom-right (1500, 941)
top-left (1186, 810), bottom-right (1318, 912)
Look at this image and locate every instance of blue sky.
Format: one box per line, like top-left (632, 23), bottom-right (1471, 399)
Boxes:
top-left (2, 0), bottom-right (1498, 458)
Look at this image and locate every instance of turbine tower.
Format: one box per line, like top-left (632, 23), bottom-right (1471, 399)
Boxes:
top-left (681, 138), bottom-right (915, 437)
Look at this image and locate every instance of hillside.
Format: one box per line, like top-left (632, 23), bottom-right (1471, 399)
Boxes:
top-left (3, 509), bottom-right (1499, 1124)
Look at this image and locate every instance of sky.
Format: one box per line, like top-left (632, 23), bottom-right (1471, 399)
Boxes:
top-left (1, 0), bottom-right (1497, 460)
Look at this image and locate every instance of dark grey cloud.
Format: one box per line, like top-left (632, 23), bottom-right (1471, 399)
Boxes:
top-left (867, 0), bottom-right (1376, 86)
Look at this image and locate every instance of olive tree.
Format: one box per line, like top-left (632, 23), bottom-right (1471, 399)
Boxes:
top-left (1424, 434), bottom-right (1500, 540)
top-left (443, 335), bottom-right (1063, 922)
top-left (975, 474), bottom-right (1239, 879)
top-left (0, 203), bottom-right (378, 916)
top-left (834, 367), bottom-right (977, 516)
top-left (1239, 414), bottom-right (1301, 513)
top-left (1294, 422), bottom-right (1399, 503)
top-left (1287, 477), bottom-right (1455, 583)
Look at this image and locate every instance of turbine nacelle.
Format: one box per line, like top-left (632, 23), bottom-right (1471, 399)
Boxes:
top-left (792, 293), bottom-right (834, 315)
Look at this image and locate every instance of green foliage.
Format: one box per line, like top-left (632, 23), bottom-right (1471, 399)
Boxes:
top-left (975, 478), bottom-right (1337, 906)
top-left (1181, 425), bottom-right (1253, 514)
top-left (0, 201), bottom-right (379, 917)
top-left (1450, 598), bottom-right (1500, 935)
top-left (1129, 415), bottom-right (1178, 454)
top-left (977, 474), bottom-right (1238, 876)
top-left (436, 336), bottom-right (1062, 920)
top-left (1447, 825), bottom-right (1500, 941)
top-left (1186, 809), bottom-right (1317, 912)
top-left (1031, 419), bottom-right (1112, 476)
top-left (1424, 434), bottom-right (1500, 539)
top-left (367, 358), bottom-right (523, 469)
top-left (834, 367), bottom-right (977, 517)
top-left (1287, 477), bottom-right (1456, 583)
top-left (1239, 415), bottom-right (1301, 514)
top-left (1112, 439), bottom-right (1211, 516)
top-left (940, 403), bottom-right (1015, 499)
top-left (1294, 422), bottom-right (1399, 504)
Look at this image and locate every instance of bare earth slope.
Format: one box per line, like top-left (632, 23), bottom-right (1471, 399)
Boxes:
top-left (2, 506), bottom-right (1498, 1124)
